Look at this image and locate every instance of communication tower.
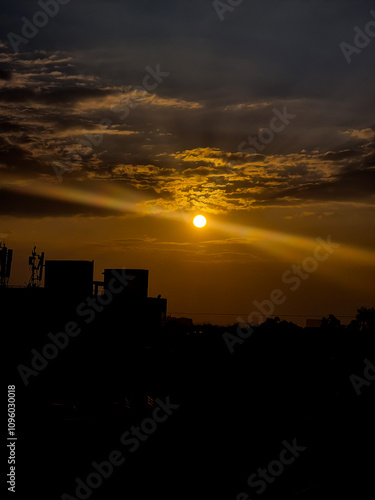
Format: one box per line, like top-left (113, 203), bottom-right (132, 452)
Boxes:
top-left (27, 246), bottom-right (44, 288)
top-left (0, 241), bottom-right (13, 287)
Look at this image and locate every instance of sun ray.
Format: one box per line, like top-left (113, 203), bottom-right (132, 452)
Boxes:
top-left (208, 219), bottom-right (375, 267)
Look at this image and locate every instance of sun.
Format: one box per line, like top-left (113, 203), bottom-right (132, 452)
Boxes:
top-left (193, 215), bottom-right (207, 228)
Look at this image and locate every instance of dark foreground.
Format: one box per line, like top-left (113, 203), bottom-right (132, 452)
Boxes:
top-left (7, 304), bottom-right (375, 500)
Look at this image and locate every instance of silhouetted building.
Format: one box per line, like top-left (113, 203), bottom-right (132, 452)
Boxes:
top-left (145, 296), bottom-right (167, 329)
top-left (103, 268), bottom-right (148, 299)
top-left (167, 316), bottom-right (193, 328)
top-left (45, 260), bottom-right (94, 298)
top-left (101, 268), bottom-right (166, 337)
top-left (5, 250), bottom-right (169, 408)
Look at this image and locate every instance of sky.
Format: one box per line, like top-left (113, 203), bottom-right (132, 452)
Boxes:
top-left (0, 0), bottom-right (374, 325)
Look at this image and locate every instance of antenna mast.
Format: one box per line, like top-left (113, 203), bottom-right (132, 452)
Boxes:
top-left (0, 241), bottom-right (13, 288)
top-left (28, 246), bottom-right (44, 288)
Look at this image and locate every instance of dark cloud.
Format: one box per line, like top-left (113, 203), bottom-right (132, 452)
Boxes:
top-left (321, 150), bottom-right (364, 162)
top-left (0, 121), bottom-right (27, 133)
top-left (0, 188), bottom-right (122, 217)
top-left (253, 164), bottom-right (375, 205)
top-left (1, 1), bottom-right (375, 217)
top-left (0, 88), bottom-right (35, 102)
top-left (0, 137), bottom-right (40, 172)
top-left (0, 87), bottom-right (110, 104)
top-left (0, 70), bottom-right (12, 81)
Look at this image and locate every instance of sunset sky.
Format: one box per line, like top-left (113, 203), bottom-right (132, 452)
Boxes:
top-left (1, 0), bottom-right (374, 324)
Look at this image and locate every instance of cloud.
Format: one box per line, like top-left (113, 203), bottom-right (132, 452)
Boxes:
top-left (0, 44), bottom-right (374, 217)
top-left (0, 87), bottom-right (111, 105)
top-left (0, 187), bottom-right (122, 218)
top-left (0, 69), bottom-right (12, 80)
top-left (224, 101), bottom-right (272, 111)
top-left (98, 235), bottom-right (264, 264)
top-left (340, 129), bottom-right (375, 140)
top-left (0, 136), bottom-right (49, 176)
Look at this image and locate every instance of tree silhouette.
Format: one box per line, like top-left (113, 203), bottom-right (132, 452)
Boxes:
top-left (321, 314), bottom-right (341, 329)
top-left (355, 307), bottom-right (375, 332)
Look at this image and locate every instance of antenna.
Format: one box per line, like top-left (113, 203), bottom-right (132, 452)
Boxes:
top-left (38, 252), bottom-right (44, 282)
top-left (5, 249), bottom-right (12, 278)
top-left (27, 246), bottom-right (45, 288)
top-left (0, 241), bottom-right (12, 287)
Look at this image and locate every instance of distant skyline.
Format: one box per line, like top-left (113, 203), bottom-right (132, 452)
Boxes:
top-left (1, 0), bottom-right (374, 325)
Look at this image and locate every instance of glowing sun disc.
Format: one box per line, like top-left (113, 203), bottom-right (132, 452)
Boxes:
top-left (193, 215), bottom-right (207, 228)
